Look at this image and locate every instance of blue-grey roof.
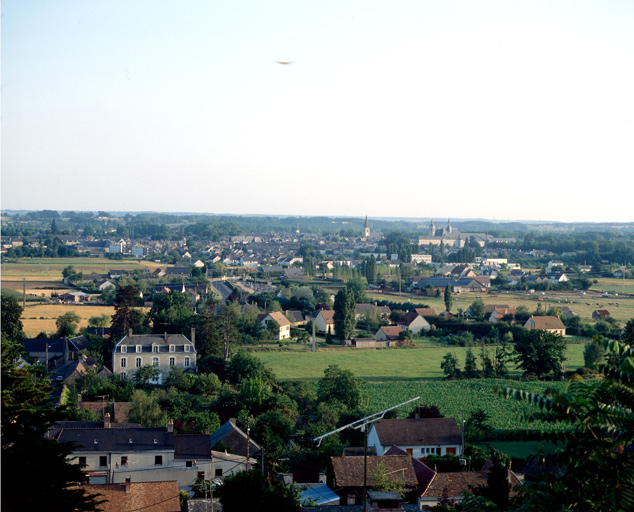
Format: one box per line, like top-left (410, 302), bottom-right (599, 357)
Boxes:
top-left (300, 485), bottom-right (340, 506)
top-left (55, 427), bottom-right (174, 452)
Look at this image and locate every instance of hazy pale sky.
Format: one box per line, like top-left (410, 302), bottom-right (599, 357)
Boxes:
top-left (2, 1), bottom-right (633, 223)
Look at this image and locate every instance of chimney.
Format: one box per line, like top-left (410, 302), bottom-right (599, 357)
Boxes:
top-left (164, 332), bottom-right (168, 341)
top-left (128, 328), bottom-right (133, 339)
top-left (125, 477), bottom-right (131, 493)
top-left (190, 328), bottom-right (196, 350)
top-left (104, 412), bottom-right (111, 428)
top-left (167, 419), bottom-right (174, 433)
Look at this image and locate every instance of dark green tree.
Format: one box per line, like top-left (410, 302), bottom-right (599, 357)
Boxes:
top-left (55, 311), bottom-right (81, 337)
top-left (317, 364), bottom-right (363, 409)
top-left (465, 450), bottom-right (512, 510)
top-left (197, 299), bottom-right (223, 359)
top-left (111, 284), bottom-right (147, 339)
top-left (333, 288), bottom-right (356, 340)
top-left (1, 295), bottom-right (25, 342)
top-left (513, 329), bottom-right (567, 379)
top-left (444, 284), bottom-right (453, 313)
top-left (217, 469), bottom-right (300, 512)
top-left (149, 291), bottom-right (193, 334)
top-left (441, 352), bottom-right (461, 379)
top-left (1, 338), bottom-right (101, 511)
top-left (464, 347), bottom-right (480, 379)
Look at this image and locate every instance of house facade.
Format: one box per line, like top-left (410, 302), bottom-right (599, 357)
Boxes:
top-left (396, 312), bottom-right (430, 334)
top-left (314, 309), bottom-right (335, 334)
top-left (112, 331), bottom-right (197, 384)
top-left (367, 418), bottom-right (463, 458)
top-left (259, 311), bottom-right (291, 340)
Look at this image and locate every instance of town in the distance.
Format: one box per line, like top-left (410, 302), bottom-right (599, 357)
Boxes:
top-left (2, 209), bottom-right (633, 512)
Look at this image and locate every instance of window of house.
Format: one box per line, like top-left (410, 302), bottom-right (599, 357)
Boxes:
top-left (78, 456), bottom-right (86, 466)
top-left (152, 357), bottom-right (159, 366)
top-left (169, 345), bottom-right (175, 353)
top-left (197, 472), bottom-right (205, 480)
top-left (121, 372), bottom-right (128, 380)
top-left (99, 456), bottom-right (107, 467)
top-left (169, 357), bottom-right (175, 366)
top-left (136, 345), bottom-right (142, 353)
top-left (121, 345), bottom-right (127, 353)
top-left (155, 455), bottom-right (163, 466)
top-left (186, 461), bottom-right (193, 468)
top-left (184, 357), bottom-right (190, 367)
top-left (215, 468), bottom-right (223, 477)
top-left (120, 358), bottom-right (127, 368)
top-left (152, 345), bottom-right (159, 353)
top-left (184, 345), bottom-right (190, 352)
top-left (135, 357), bottom-right (142, 368)
top-left (121, 456), bottom-right (128, 466)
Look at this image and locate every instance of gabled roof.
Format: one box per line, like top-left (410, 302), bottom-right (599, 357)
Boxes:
top-left (331, 455), bottom-right (419, 488)
top-left (371, 418), bottom-right (462, 447)
top-left (385, 445), bottom-right (435, 495)
top-left (208, 419), bottom-right (261, 458)
top-left (414, 308), bottom-right (437, 317)
top-left (377, 326), bottom-right (403, 340)
top-left (79, 481), bottom-right (180, 512)
top-left (316, 309), bottom-right (335, 323)
top-left (525, 315), bottom-right (565, 330)
top-left (266, 311), bottom-right (291, 327)
top-left (397, 311), bottom-right (427, 327)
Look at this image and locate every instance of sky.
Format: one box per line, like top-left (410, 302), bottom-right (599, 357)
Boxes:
top-left (2, 0), bottom-right (634, 223)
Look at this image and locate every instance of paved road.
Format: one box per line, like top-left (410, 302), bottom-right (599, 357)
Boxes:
top-left (210, 279), bottom-right (233, 303)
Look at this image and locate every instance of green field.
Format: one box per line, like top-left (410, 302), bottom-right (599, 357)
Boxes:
top-left (252, 342), bottom-right (586, 382)
top-left (361, 379), bottom-right (569, 433)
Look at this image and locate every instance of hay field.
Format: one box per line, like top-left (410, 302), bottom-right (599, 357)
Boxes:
top-left (20, 303), bottom-right (117, 337)
top-left (1, 257), bottom-right (152, 281)
top-left (367, 280), bottom-right (634, 325)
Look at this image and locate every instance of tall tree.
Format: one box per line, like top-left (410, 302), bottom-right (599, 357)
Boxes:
top-left (149, 291), bottom-right (193, 334)
top-left (514, 329), bottom-right (567, 379)
top-left (1, 338), bottom-right (101, 511)
top-left (444, 284), bottom-right (453, 313)
top-left (333, 288), bottom-right (356, 341)
top-left (1, 295), bottom-right (25, 342)
top-left (111, 284), bottom-right (146, 339)
top-left (197, 299), bottom-right (223, 359)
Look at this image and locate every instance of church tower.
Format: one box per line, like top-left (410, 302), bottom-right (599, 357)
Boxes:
top-left (364, 216), bottom-right (370, 238)
top-left (430, 219), bottom-right (436, 236)
top-left (446, 218), bottom-right (452, 235)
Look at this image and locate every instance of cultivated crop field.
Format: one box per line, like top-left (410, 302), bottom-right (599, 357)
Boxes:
top-left (1, 257), bottom-right (151, 281)
top-left (361, 379), bottom-right (569, 433)
top-left (253, 343), bottom-right (586, 382)
top-left (19, 303), bottom-right (117, 337)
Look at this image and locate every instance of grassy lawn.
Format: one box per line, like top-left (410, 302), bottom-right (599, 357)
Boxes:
top-left (252, 342), bottom-right (586, 382)
top-left (1, 257), bottom-right (153, 281)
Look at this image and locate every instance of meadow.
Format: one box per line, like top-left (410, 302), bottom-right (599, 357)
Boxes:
top-left (252, 342), bottom-right (586, 382)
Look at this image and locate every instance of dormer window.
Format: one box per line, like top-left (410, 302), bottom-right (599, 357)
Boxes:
top-left (152, 345), bottom-right (159, 353)
top-left (121, 345), bottom-right (127, 353)
top-left (136, 345), bottom-right (142, 353)
top-left (169, 345), bottom-right (175, 353)
top-left (184, 345), bottom-right (190, 352)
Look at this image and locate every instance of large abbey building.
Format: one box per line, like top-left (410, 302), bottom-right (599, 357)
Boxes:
top-left (416, 218), bottom-right (465, 248)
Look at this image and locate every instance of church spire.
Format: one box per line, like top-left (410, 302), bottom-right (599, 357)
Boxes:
top-left (364, 215), bottom-right (370, 238)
